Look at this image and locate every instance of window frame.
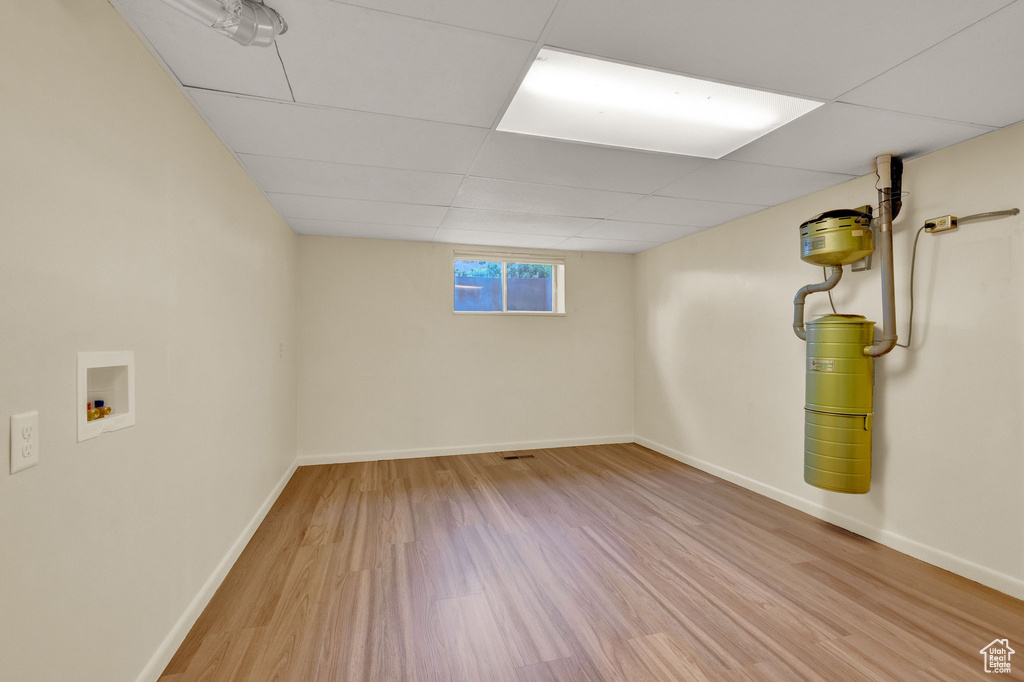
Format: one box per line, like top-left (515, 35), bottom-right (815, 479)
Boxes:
top-left (452, 250), bottom-right (566, 316)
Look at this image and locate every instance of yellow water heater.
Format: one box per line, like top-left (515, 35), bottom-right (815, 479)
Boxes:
top-left (803, 314), bottom-right (874, 494)
top-left (792, 156), bottom-right (901, 497)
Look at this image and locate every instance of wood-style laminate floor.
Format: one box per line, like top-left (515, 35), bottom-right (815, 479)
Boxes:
top-left (160, 443), bottom-right (1024, 681)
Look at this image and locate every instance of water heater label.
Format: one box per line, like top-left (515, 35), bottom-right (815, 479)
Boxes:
top-left (803, 237), bottom-right (826, 254)
top-left (809, 358), bottom-right (835, 372)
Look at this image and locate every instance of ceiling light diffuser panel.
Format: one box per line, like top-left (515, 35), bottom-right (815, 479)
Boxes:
top-left (498, 49), bottom-right (823, 158)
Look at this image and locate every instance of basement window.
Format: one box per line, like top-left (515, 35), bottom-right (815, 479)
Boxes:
top-left (453, 252), bottom-right (565, 315)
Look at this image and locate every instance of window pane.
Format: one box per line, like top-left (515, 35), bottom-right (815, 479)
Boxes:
top-left (506, 262), bottom-right (553, 312)
top-left (454, 260), bottom-right (502, 311)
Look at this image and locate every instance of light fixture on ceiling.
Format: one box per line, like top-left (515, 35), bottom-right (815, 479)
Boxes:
top-left (158, 0), bottom-right (287, 47)
top-left (498, 48), bottom-right (822, 158)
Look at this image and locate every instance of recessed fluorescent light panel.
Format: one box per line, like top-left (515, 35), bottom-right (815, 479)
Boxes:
top-left (498, 49), bottom-right (822, 158)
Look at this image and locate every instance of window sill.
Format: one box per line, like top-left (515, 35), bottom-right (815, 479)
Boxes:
top-left (453, 311), bottom-right (566, 317)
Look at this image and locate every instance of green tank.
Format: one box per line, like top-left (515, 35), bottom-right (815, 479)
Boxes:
top-left (804, 314), bottom-right (874, 494)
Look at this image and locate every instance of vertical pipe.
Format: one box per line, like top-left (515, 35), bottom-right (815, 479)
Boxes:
top-left (866, 154), bottom-right (898, 357)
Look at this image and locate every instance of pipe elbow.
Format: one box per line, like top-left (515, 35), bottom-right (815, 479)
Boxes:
top-left (865, 337), bottom-right (898, 357)
top-left (792, 265), bottom-right (841, 343)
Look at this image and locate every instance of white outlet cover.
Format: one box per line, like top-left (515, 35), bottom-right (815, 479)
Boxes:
top-left (10, 411), bottom-right (39, 474)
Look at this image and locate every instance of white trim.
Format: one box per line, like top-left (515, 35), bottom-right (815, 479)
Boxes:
top-left (501, 260), bottom-right (508, 312)
top-left (453, 311), bottom-right (566, 317)
top-left (554, 258), bottom-right (566, 313)
top-left (453, 249), bottom-right (567, 266)
top-left (134, 458), bottom-right (299, 682)
top-left (635, 436), bottom-right (1024, 601)
top-left (453, 253), bottom-right (565, 314)
top-left (297, 435), bottom-right (633, 466)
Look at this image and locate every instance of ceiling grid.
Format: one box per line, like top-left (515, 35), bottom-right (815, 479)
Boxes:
top-left (111, 0), bottom-right (1024, 252)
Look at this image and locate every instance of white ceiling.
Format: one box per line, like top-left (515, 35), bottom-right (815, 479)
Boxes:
top-left (113, 0), bottom-right (1024, 253)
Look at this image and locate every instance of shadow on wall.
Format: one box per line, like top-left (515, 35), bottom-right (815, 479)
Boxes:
top-left (637, 255), bottom-right (940, 520)
top-left (847, 214), bottom-right (941, 516)
top-left (639, 264), bottom-right (808, 478)
top-left (867, 295), bottom-right (930, 517)
top-left (868, 334), bottom-right (890, 518)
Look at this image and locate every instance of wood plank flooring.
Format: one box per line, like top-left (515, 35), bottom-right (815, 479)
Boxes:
top-left (160, 444), bottom-right (1024, 681)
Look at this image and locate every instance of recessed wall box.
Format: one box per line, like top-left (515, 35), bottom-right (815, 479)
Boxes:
top-left (77, 351), bottom-right (135, 442)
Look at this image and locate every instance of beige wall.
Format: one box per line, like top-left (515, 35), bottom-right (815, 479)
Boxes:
top-left (0, 2), bottom-right (297, 681)
top-left (297, 237), bottom-right (634, 459)
top-left (4, 3), bottom-right (1023, 680)
top-left (635, 123), bottom-right (1024, 598)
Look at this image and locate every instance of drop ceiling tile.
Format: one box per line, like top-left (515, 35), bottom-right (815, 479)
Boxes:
top-left (273, 0), bottom-right (534, 126)
top-left (288, 219), bottom-right (437, 241)
top-left (555, 237), bottom-right (662, 253)
top-left (610, 196), bottom-right (765, 227)
top-left (453, 177), bottom-right (643, 218)
top-left (187, 90), bottom-right (487, 173)
top-left (545, 0), bottom-right (1014, 99)
top-left (113, 0), bottom-right (292, 100)
top-left (442, 209), bottom-right (595, 236)
top-left (469, 133), bottom-right (710, 194)
top-left (330, 0), bottom-right (557, 40)
top-left (433, 229), bottom-right (566, 249)
top-left (577, 221), bottom-right (705, 243)
top-left (725, 103), bottom-right (994, 175)
top-left (239, 154), bottom-right (462, 205)
top-left (268, 193), bottom-right (447, 226)
top-left (658, 160), bottom-right (854, 206)
top-left (841, 1), bottom-right (1024, 128)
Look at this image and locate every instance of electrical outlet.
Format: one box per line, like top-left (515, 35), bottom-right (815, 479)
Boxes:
top-left (925, 215), bottom-right (958, 233)
top-left (10, 411), bottom-right (39, 474)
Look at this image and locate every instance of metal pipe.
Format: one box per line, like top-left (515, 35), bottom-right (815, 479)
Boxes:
top-left (866, 154), bottom-right (898, 357)
top-left (158, 0), bottom-right (287, 47)
top-left (793, 265), bottom-right (843, 340)
top-left (959, 208), bottom-right (1020, 224)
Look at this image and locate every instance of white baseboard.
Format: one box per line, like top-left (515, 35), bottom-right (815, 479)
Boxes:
top-left (635, 436), bottom-right (1024, 601)
top-left (134, 459), bottom-right (299, 682)
top-left (297, 435), bottom-right (634, 466)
